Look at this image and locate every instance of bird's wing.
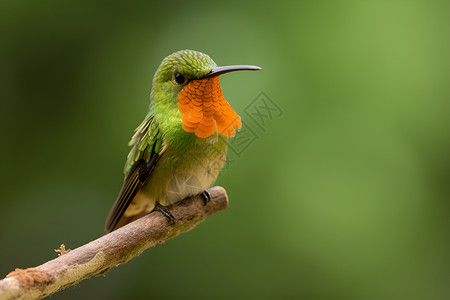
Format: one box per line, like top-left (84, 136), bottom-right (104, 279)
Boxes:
top-left (104, 113), bottom-right (165, 233)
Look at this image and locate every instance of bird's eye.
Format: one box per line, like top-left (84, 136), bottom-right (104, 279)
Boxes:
top-left (174, 73), bottom-right (185, 85)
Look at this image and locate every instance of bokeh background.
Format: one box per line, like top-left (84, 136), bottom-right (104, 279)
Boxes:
top-left (1, 0), bottom-right (450, 299)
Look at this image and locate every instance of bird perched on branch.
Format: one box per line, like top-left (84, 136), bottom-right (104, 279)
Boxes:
top-left (105, 50), bottom-right (261, 233)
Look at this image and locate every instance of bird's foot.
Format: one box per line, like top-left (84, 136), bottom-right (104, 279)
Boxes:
top-left (152, 203), bottom-right (175, 222)
top-left (200, 190), bottom-right (211, 205)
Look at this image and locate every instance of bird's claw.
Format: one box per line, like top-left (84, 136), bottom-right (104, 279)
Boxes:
top-left (200, 190), bottom-right (211, 205)
top-left (152, 203), bottom-right (175, 222)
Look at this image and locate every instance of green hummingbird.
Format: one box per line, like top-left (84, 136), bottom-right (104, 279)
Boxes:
top-left (105, 50), bottom-right (261, 233)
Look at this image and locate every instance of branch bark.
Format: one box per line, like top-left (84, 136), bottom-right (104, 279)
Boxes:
top-left (0, 186), bottom-right (228, 300)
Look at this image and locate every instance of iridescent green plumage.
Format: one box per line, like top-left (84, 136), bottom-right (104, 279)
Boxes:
top-left (125, 114), bottom-right (163, 174)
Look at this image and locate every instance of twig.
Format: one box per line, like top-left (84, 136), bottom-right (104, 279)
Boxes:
top-left (0, 186), bottom-right (228, 300)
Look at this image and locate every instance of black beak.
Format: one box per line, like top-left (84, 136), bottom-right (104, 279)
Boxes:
top-left (202, 65), bottom-right (262, 78)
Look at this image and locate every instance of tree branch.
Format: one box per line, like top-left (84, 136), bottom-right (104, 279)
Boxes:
top-left (0, 186), bottom-right (228, 300)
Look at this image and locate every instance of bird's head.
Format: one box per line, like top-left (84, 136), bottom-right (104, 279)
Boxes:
top-left (150, 50), bottom-right (261, 138)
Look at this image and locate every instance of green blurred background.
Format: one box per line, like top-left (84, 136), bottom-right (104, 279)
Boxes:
top-left (1, 0), bottom-right (450, 299)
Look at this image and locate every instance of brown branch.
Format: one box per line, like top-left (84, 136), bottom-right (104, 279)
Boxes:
top-left (0, 186), bottom-right (228, 300)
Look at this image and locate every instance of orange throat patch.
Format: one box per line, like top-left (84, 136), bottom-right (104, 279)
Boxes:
top-left (178, 76), bottom-right (241, 139)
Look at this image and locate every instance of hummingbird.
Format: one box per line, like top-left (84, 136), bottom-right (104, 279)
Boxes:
top-left (105, 50), bottom-right (261, 233)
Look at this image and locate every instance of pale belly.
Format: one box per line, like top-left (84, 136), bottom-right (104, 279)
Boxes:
top-left (123, 136), bottom-right (227, 217)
